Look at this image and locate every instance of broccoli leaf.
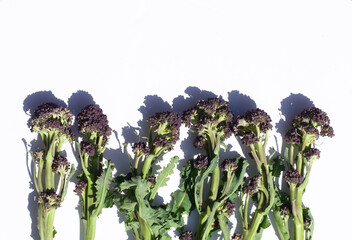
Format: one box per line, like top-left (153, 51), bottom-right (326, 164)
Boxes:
top-left (92, 160), bottom-right (114, 216)
top-left (149, 156), bottom-right (179, 200)
top-left (218, 214), bottom-right (231, 240)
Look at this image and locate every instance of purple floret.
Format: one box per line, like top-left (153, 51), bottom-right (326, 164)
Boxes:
top-left (147, 176), bottom-right (156, 187)
top-left (285, 128), bottom-right (302, 145)
top-left (241, 132), bottom-right (259, 146)
top-left (38, 191), bottom-right (61, 210)
top-left (291, 107), bottom-right (334, 140)
top-left (232, 233), bottom-right (243, 240)
top-left (303, 148), bottom-right (320, 161)
top-left (179, 231), bottom-right (193, 240)
top-left (193, 154), bottom-right (209, 170)
top-left (220, 159), bottom-right (238, 172)
top-left (147, 111), bottom-right (182, 151)
top-left (284, 170), bottom-right (303, 184)
top-left (77, 104), bottom-right (111, 144)
top-left (182, 98), bottom-right (234, 146)
top-left (30, 102), bottom-right (74, 141)
top-left (320, 124), bottom-right (334, 137)
top-left (224, 199), bottom-right (236, 216)
top-left (243, 175), bottom-right (261, 197)
top-left (132, 142), bottom-right (150, 155)
top-left (81, 141), bottom-right (95, 157)
top-left (74, 181), bottom-right (88, 195)
top-left (52, 155), bottom-right (70, 174)
top-left (234, 108), bottom-right (272, 134)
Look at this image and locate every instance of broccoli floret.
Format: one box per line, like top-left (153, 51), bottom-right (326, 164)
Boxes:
top-left (147, 111), bottom-right (182, 152)
top-left (182, 98), bottom-right (233, 149)
top-left (30, 102), bottom-right (74, 144)
top-left (80, 140), bottom-right (95, 157)
top-left (287, 107), bottom-right (334, 147)
top-left (220, 158), bottom-right (238, 172)
top-left (38, 191), bottom-right (61, 210)
top-left (179, 231), bottom-right (193, 240)
top-left (243, 175), bottom-right (261, 197)
top-left (193, 154), bottom-right (209, 170)
top-left (77, 104), bottom-right (112, 147)
top-left (303, 148), bottom-right (321, 161)
top-left (284, 170), bottom-right (303, 185)
top-left (74, 181), bottom-right (88, 195)
top-left (51, 155), bottom-right (70, 174)
top-left (231, 233), bottom-right (243, 240)
top-left (223, 199), bottom-right (236, 217)
top-left (234, 108), bottom-right (272, 139)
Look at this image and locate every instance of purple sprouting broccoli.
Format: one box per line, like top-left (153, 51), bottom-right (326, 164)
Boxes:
top-left (75, 104), bottom-right (114, 240)
top-left (234, 108), bottom-right (276, 240)
top-left (113, 110), bottom-right (183, 240)
top-left (138, 111), bottom-right (182, 178)
top-left (182, 98), bottom-right (248, 240)
top-left (284, 107), bottom-right (334, 240)
top-left (29, 102), bottom-right (75, 240)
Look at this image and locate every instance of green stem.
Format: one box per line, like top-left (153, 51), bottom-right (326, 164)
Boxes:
top-left (296, 152), bottom-right (303, 176)
top-left (142, 155), bottom-right (155, 179)
top-left (134, 155), bottom-right (141, 174)
top-left (273, 209), bottom-right (290, 240)
top-left (43, 209), bottom-right (56, 240)
top-left (209, 165), bottom-right (220, 202)
top-left (58, 173), bottom-right (66, 197)
top-left (220, 171), bottom-right (234, 199)
top-left (38, 204), bottom-right (45, 240)
top-left (199, 178), bottom-right (204, 210)
top-left (132, 226), bottom-right (140, 240)
top-left (85, 177), bottom-right (95, 222)
top-left (139, 216), bottom-right (152, 240)
top-left (196, 212), bottom-right (208, 240)
top-left (244, 194), bottom-right (250, 230)
top-left (290, 185), bottom-right (304, 240)
top-left (289, 144), bottom-right (295, 168)
top-left (243, 211), bottom-right (264, 240)
top-left (85, 215), bottom-right (97, 240)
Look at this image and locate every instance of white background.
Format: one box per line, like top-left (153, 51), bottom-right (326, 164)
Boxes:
top-left (1, 0), bottom-right (351, 239)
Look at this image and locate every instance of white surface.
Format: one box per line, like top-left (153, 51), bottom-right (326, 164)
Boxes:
top-left (1, 0), bottom-right (351, 239)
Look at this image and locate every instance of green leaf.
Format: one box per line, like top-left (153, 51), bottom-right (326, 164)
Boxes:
top-left (201, 201), bottom-right (221, 240)
top-left (169, 190), bottom-right (192, 214)
top-left (149, 156), bottom-right (179, 200)
top-left (218, 214), bottom-right (230, 240)
top-left (270, 156), bottom-right (286, 178)
top-left (92, 160), bottom-right (114, 216)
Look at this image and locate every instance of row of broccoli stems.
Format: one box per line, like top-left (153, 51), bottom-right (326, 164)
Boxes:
top-left (29, 98), bottom-right (334, 240)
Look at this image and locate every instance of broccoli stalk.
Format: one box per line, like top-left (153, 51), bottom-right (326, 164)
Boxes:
top-left (282, 107), bottom-right (334, 240)
top-left (74, 104), bottom-right (114, 240)
top-left (183, 98), bottom-right (247, 240)
top-left (30, 103), bottom-right (75, 240)
top-left (114, 111), bottom-right (183, 240)
top-left (234, 108), bottom-right (276, 240)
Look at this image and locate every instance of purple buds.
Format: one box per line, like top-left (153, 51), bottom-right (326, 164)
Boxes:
top-left (284, 170), bottom-right (303, 185)
top-left (193, 154), bottom-right (209, 170)
top-left (52, 156), bottom-right (70, 174)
